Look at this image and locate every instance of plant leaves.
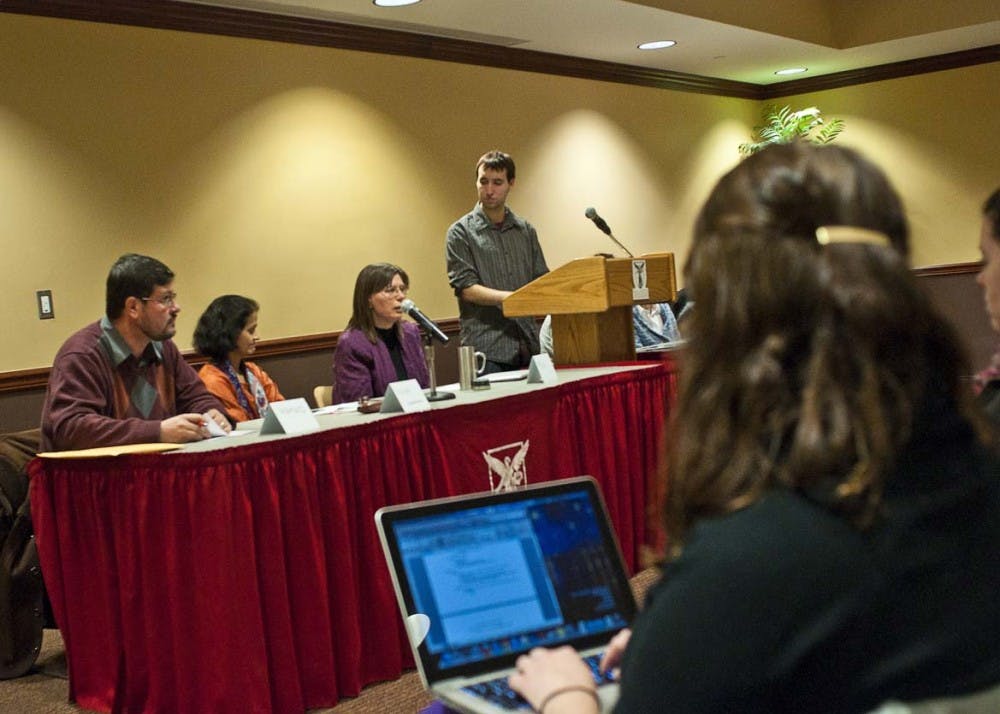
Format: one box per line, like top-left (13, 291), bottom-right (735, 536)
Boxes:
top-left (739, 105), bottom-right (846, 156)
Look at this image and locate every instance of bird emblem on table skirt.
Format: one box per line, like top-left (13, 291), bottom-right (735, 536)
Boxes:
top-left (483, 440), bottom-right (530, 492)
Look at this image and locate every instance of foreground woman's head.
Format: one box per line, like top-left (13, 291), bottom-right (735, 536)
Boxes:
top-left (668, 142), bottom-right (972, 542)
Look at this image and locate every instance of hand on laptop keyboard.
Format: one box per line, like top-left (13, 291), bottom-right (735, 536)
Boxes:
top-left (466, 653), bottom-right (615, 711)
top-left (599, 628), bottom-right (632, 679)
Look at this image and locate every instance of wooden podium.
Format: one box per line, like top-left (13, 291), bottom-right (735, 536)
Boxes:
top-left (504, 252), bottom-right (677, 365)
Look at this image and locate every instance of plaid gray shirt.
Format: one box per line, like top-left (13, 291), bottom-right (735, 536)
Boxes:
top-left (446, 205), bottom-right (549, 364)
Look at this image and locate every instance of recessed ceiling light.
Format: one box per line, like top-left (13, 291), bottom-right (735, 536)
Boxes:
top-left (775, 67), bottom-right (808, 76)
top-left (637, 40), bottom-right (676, 51)
top-left (373, 0), bottom-right (421, 6)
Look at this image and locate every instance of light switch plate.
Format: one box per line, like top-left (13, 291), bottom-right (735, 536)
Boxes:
top-left (37, 290), bottom-right (54, 320)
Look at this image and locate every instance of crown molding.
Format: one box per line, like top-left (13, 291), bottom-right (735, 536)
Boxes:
top-left (2, 2), bottom-right (996, 99)
top-left (760, 45), bottom-right (1000, 99)
top-left (0, 0), bottom-right (761, 97)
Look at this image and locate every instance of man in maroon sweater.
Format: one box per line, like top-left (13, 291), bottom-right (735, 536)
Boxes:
top-left (40, 254), bottom-right (230, 452)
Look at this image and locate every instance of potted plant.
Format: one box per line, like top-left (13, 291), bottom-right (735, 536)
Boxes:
top-left (739, 105), bottom-right (845, 156)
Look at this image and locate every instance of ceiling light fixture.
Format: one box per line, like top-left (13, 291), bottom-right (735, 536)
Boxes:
top-left (775, 67), bottom-right (808, 76)
top-left (373, 0), bottom-right (421, 7)
top-left (637, 40), bottom-right (676, 50)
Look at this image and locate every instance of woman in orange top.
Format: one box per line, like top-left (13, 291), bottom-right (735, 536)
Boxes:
top-left (193, 295), bottom-right (284, 423)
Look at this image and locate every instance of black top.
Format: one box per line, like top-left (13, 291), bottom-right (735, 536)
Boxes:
top-left (376, 326), bottom-right (408, 382)
top-left (616, 402), bottom-right (1000, 713)
top-left (977, 380), bottom-right (1000, 426)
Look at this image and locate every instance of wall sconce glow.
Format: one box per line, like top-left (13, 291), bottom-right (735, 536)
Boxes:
top-left (775, 67), bottom-right (808, 76)
top-left (637, 40), bottom-right (676, 50)
top-left (373, 0), bottom-right (420, 6)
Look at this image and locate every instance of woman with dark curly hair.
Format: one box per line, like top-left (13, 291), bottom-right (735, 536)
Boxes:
top-left (193, 294), bottom-right (284, 423)
top-left (510, 143), bottom-right (1000, 714)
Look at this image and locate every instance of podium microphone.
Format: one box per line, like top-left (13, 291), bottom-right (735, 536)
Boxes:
top-left (585, 207), bottom-right (634, 257)
top-left (401, 299), bottom-right (449, 344)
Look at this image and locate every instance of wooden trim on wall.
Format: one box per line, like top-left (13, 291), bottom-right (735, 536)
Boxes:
top-left (3, 1), bottom-right (995, 99)
top-left (0, 317), bottom-right (462, 395)
top-left (0, 367), bottom-right (51, 394)
top-left (913, 261), bottom-right (981, 278)
top-left (0, 261), bottom-right (986, 393)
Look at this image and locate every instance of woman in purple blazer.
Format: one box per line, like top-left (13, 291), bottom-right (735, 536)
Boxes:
top-left (332, 263), bottom-right (430, 404)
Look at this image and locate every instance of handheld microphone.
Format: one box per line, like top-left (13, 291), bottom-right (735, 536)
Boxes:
top-left (584, 207), bottom-right (634, 257)
top-left (401, 299), bottom-right (449, 344)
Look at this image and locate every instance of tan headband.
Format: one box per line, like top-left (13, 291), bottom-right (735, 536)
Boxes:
top-left (815, 226), bottom-right (891, 248)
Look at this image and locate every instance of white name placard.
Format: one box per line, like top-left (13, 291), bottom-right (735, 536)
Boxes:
top-left (526, 354), bottom-right (559, 385)
top-left (380, 379), bottom-right (431, 414)
top-left (259, 398), bottom-right (321, 435)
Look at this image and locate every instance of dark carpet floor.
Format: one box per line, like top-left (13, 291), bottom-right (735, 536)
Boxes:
top-left (0, 568), bottom-right (661, 713)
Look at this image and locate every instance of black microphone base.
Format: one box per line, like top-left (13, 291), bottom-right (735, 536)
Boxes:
top-left (425, 389), bottom-right (457, 402)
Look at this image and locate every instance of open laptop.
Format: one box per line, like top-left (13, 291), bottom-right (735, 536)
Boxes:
top-left (375, 476), bottom-right (637, 713)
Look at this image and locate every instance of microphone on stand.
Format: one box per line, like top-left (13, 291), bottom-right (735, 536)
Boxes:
top-left (585, 207), bottom-right (634, 257)
top-left (401, 299), bottom-right (455, 402)
top-left (401, 299), bottom-right (449, 344)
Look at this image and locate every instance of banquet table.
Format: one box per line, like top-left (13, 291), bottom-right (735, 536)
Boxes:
top-left (28, 362), bottom-right (676, 714)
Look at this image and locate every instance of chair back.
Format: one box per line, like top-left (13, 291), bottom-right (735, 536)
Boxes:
top-left (313, 385), bottom-right (333, 408)
top-left (0, 428), bottom-right (44, 679)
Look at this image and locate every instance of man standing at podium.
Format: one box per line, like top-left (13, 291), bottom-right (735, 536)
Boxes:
top-left (446, 150), bottom-right (549, 374)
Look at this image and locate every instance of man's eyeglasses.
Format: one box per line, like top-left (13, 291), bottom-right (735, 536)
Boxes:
top-left (141, 292), bottom-right (178, 308)
top-left (380, 285), bottom-right (409, 297)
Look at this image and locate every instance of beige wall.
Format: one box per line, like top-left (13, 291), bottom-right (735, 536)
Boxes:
top-left (778, 62), bottom-right (999, 268)
top-left (0, 12), bottom-right (996, 372)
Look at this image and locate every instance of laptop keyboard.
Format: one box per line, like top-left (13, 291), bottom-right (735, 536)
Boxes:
top-left (461, 652), bottom-right (616, 710)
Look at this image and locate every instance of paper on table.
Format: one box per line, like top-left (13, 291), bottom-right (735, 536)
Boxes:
top-left (204, 414), bottom-right (230, 437)
top-left (38, 443), bottom-right (183, 458)
top-left (484, 370), bottom-right (528, 383)
top-left (313, 403), bottom-right (359, 415)
top-left (635, 339), bottom-right (687, 354)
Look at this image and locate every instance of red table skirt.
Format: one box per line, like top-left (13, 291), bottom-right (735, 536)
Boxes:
top-left (29, 364), bottom-right (675, 713)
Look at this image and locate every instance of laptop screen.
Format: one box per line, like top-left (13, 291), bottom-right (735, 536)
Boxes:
top-left (378, 478), bottom-right (636, 682)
